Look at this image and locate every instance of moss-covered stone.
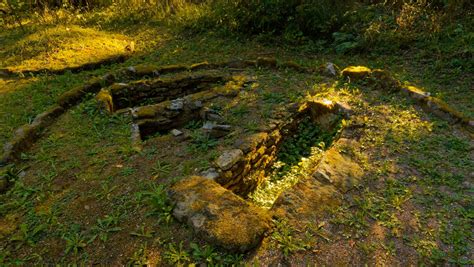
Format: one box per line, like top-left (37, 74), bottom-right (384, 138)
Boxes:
top-left (215, 149), bottom-right (243, 171)
top-left (401, 86), bottom-right (430, 100)
top-left (57, 74), bottom-right (114, 107)
top-left (96, 89), bottom-right (114, 112)
top-left (272, 179), bottom-right (341, 220)
top-left (157, 64), bottom-right (188, 74)
top-left (168, 176), bottom-right (272, 252)
top-left (341, 66), bottom-right (372, 81)
top-left (190, 62), bottom-right (211, 71)
top-left (234, 132), bottom-right (268, 153)
top-left (133, 104), bottom-right (164, 119)
top-left (313, 138), bottom-right (364, 193)
top-left (2, 106), bottom-right (64, 162)
top-left (132, 64), bottom-right (159, 76)
top-left (57, 85), bottom-right (87, 107)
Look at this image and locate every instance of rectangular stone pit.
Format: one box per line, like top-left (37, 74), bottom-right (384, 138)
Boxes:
top-left (214, 99), bottom-right (346, 197)
top-left (130, 76), bottom-right (248, 140)
top-left (96, 73), bottom-right (231, 113)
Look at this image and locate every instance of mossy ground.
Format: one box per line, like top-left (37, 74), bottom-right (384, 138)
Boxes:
top-left (0, 12), bottom-right (472, 265)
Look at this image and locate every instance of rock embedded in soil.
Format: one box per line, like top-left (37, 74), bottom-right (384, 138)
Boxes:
top-left (169, 98), bottom-right (185, 111)
top-left (215, 149), bottom-right (244, 171)
top-left (168, 176), bottom-right (272, 252)
top-left (202, 122), bottom-right (232, 138)
top-left (201, 168), bottom-right (220, 180)
top-left (326, 62), bottom-right (338, 76)
top-left (170, 129), bottom-right (183, 136)
top-left (312, 138), bottom-right (364, 193)
top-left (341, 66), bottom-right (372, 81)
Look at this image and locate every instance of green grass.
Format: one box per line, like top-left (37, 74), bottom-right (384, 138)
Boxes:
top-left (0, 5), bottom-right (472, 265)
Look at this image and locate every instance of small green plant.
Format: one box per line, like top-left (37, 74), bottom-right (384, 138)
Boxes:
top-left (142, 184), bottom-right (174, 224)
top-left (63, 232), bottom-right (87, 255)
top-left (90, 214), bottom-right (122, 242)
top-left (126, 243), bottom-right (149, 266)
top-left (271, 219), bottom-right (308, 258)
top-left (130, 225), bottom-right (154, 238)
top-left (330, 206), bottom-right (368, 239)
top-left (164, 242), bottom-right (190, 265)
top-left (184, 120), bottom-right (202, 130)
top-left (0, 164), bottom-right (24, 193)
top-left (120, 167), bottom-right (136, 176)
top-left (262, 92), bottom-right (286, 104)
top-left (188, 131), bottom-right (218, 152)
top-left (271, 116), bottom-right (341, 181)
top-left (10, 223), bottom-right (46, 249)
top-left (190, 243), bottom-right (220, 265)
top-left (152, 160), bottom-right (172, 178)
top-left (95, 182), bottom-right (117, 200)
top-left (230, 104), bottom-right (250, 118)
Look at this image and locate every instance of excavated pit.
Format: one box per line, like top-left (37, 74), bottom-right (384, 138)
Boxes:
top-left (96, 73), bottom-right (231, 113)
top-left (213, 100), bottom-right (344, 201)
top-left (127, 75), bottom-right (249, 140)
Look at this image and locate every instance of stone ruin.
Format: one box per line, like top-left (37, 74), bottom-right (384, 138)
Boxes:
top-left (2, 58), bottom-right (472, 255)
top-left (86, 60), bottom-right (361, 252)
top-left (167, 98), bottom-right (363, 252)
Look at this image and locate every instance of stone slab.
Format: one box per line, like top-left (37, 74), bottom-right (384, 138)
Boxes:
top-left (168, 176), bottom-right (272, 252)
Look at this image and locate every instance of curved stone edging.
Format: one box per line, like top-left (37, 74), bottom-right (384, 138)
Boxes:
top-left (1, 106), bottom-right (64, 165)
top-left (0, 55), bottom-right (128, 78)
top-left (341, 66), bottom-right (473, 132)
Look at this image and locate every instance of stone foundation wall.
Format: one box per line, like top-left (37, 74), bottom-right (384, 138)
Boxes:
top-left (96, 73), bottom-right (230, 112)
top-left (130, 76), bottom-right (248, 139)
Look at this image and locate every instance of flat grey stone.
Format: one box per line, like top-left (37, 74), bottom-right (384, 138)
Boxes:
top-left (216, 149), bottom-right (243, 171)
top-left (326, 62), bottom-right (337, 76)
top-left (201, 168), bottom-right (220, 180)
top-left (169, 98), bottom-right (184, 110)
top-left (171, 129), bottom-right (183, 136)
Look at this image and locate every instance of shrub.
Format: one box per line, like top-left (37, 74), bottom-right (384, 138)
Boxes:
top-left (194, 0), bottom-right (356, 39)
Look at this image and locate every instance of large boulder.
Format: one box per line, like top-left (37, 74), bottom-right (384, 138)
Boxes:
top-left (168, 176), bottom-right (272, 252)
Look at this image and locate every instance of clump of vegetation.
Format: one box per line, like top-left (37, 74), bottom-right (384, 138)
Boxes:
top-left (191, 0), bottom-right (354, 40)
top-left (249, 116), bottom-right (343, 208)
top-left (141, 184), bottom-right (174, 224)
top-left (271, 219), bottom-right (309, 258)
top-left (273, 116), bottom-right (341, 180)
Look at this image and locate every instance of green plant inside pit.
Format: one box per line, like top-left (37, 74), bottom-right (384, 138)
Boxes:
top-left (273, 116), bottom-right (342, 181)
top-left (249, 116), bottom-right (343, 208)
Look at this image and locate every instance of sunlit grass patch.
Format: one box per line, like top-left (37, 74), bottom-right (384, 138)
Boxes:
top-left (1, 25), bottom-right (130, 72)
